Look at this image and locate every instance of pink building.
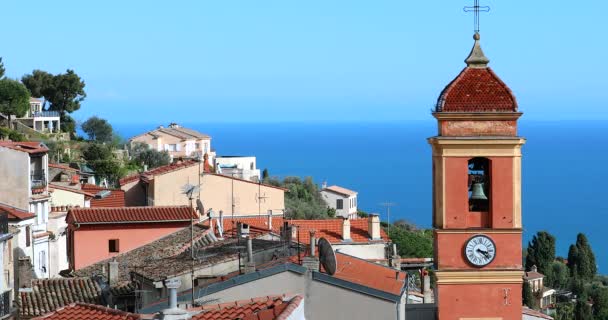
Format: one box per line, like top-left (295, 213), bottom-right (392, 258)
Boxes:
top-left (66, 206), bottom-right (198, 270)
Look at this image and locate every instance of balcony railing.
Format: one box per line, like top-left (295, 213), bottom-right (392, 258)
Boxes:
top-left (0, 290), bottom-right (10, 318)
top-left (31, 170), bottom-right (47, 189)
top-left (32, 111), bottom-right (60, 118)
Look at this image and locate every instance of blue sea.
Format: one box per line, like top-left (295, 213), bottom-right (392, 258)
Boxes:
top-left (114, 120), bottom-right (608, 273)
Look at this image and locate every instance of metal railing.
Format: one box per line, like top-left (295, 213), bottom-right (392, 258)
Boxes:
top-left (32, 111), bottom-right (60, 118)
top-left (0, 290), bottom-right (10, 318)
top-left (31, 170), bottom-right (47, 189)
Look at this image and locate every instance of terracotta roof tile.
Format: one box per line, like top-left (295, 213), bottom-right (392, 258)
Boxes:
top-left (32, 303), bottom-right (141, 320)
top-left (18, 278), bottom-right (102, 318)
top-left (436, 67), bottom-right (517, 112)
top-left (524, 271), bottom-right (545, 280)
top-left (0, 202), bottom-right (36, 221)
top-left (522, 307), bottom-right (554, 319)
top-left (67, 206), bottom-right (198, 224)
top-left (322, 185), bottom-right (357, 197)
top-left (81, 184), bottom-right (126, 207)
top-left (217, 217), bottom-right (388, 244)
top-left (193, 295), bottom-right (302, 320)
top-left (119, 161), bottom-right (199, 185)
top-left (48, 163), bottom-right (77, 172)
top-left (331, 252), bottom-right (406, 296)
top-left (49, 183), bottom-right (96, 198)
top-left (0, 141), bottom-right (49, 154)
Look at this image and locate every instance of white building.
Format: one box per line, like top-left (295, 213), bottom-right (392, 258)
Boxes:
top-left (0, 213), bottom-right (14, 318)
top-left (214, 156), bottom-right (261, 182)
top-left (0, 141), bottom-right (51, 280)
top-left (16, 98), bottom-right (61, 133)
top-left (320, 185), bottom-right (358, 219)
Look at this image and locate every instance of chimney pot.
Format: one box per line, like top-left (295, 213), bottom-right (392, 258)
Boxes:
top-left (309, 230), bottom-right (316, 257)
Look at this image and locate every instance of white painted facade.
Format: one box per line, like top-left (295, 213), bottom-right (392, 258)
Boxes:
top-left (47, 212), bottom-right (69, 278)
top-left (215, 156), bottom-right (261, 182)
top-left (320, 186), bottom-right (358, 219)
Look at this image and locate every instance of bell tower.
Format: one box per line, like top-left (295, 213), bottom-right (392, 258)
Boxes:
top-left (429, 32), bottom-right (525, 319)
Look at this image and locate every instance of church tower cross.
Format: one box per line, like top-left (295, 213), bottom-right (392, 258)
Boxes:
top-left (464, 0), bottom-right (490, 33)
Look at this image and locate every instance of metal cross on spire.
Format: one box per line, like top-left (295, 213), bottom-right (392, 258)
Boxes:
top-left (464, 0), bottom-right (490, 33)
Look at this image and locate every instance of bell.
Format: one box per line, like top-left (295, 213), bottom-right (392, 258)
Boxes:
top-left (470, 182), bottom-right (488, 200)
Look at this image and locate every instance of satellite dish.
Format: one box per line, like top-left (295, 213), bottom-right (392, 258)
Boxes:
top-left (318, 237), bottom-right (337, 275)
top-left (196, 199), bottom-right (204, 215)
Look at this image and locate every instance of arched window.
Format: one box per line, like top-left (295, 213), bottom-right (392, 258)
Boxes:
top-left (468, 157), bottom-right (490, 212)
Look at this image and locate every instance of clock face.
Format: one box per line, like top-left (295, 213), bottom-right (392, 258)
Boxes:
top-left (464, 235), bottom-right (496, 267)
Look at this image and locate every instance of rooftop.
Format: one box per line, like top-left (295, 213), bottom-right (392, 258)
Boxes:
top-left (32, 303), bottom-right (141, 320)
top-left (49, 183), bottom-right (95, 198)
top-left (0, 202), bottom-right (36, 221)
top-left (130, 124), bottom-right (210, 142)
top-left (67, 206), bottom-right (198, 224)
top-left (0, 141), bottom-right (49, 154)
top-left (216, 216), bottom-right (389, 244)
top-left (18, 278), bottom-right (103, 318)
top-left (192, 295), bottom-right (303, 320)
top-left (322, 185), bottom-right (357, 197)
top-left (75, 224), bottom-right (281, 282)
top-left (81, 184), bottom-right (126, 207)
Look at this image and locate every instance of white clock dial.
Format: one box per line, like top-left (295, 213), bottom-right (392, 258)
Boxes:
top-left (464, 235), bottom-right (496, 267)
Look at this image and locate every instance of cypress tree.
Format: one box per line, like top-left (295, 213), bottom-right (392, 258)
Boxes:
top-left (525, 231), bottom-right (556, 274)
top-left (575, 233), bottom-right (597, 280)
top-left (568, 244), bottom-right (580, 277)
top-left (574, 300), bottom-right (593, 320)
top-left (523, 281), bottom-right (537, 309)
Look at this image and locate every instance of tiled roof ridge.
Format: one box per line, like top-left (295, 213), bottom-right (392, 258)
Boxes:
top-left (48, 163), bottom-right (77, 171)
top-left (206, 173), bottom-right (290, 191)
top-left (19, 278), bottom-right (103, 318)
top-left (0, 202), bottom-right (36, 221)
top-left (335, 251), bottom-right (408, 274)
top-left (193, 294), bottom-right (301, 320)
top-left (33, 302), bottom-right (142, 320)
top-left (276, 295), bottom-right (304, 320)
top-left (81, 183), bottom-right (122, 192)
top-left (0, 140), bottom-right (49, 154)
top-left (119, 160), bottom-right (199, 185)
top-left (68, 205), bottom-right (198, 224)
top-left (323, 185), bottom-right (357, 196)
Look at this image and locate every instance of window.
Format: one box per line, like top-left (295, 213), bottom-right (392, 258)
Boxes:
top-left (166, 144), bottom-right (177, 152)
top-left (109, 239), bottom-right (120, 253)
top-left (468, 157), bottom-right (490, 212)
top-left (336, 199), bottom-right (343, 210)
top-left (26, 226), bottom-right (31, 247)
top-left (195, 143), bottom-right (200, 150)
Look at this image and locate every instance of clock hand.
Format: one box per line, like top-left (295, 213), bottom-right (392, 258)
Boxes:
top-left (476, 248), bottom-right (491, 259)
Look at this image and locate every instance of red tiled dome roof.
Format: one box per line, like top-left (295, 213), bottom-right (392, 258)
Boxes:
top-left (436, 67), bottom-right (517, 112)
top-left (436, 34), bottom-right (518, 113)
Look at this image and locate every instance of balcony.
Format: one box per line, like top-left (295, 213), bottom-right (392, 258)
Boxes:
top-left (32, 111), bottom-right (60, 118)
top-left (31, 170), bottom-right (47, 190)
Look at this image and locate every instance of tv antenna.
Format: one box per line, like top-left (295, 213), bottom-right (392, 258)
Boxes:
top-left (380, 202), bottom-right (397, 236)
top-left (318, 237), bottom-right (337, 275)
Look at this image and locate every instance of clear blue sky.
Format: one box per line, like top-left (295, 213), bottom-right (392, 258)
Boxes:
top-left (2, 1), bottom-right (607, 124)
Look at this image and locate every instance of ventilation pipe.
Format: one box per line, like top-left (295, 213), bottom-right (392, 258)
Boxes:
top-left (309, 230), bottom-right (316, 257)
top-left (267, 210), bottom-right (273, 230)
top-left (244, 236), bottom-right (256, 274)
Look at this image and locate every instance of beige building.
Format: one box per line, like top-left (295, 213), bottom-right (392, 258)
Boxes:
top-left (320, 185), bottom-right (358, 219)
top-left (129, 123), bottom-right (214, 160)
top-left (119, 161), bottom-right (286, 217)
top-left (0, 141), bottom-right (52, 279)
top-left (524, 265), bottom-right (556, 311)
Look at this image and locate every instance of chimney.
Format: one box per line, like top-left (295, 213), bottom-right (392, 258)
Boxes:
top-left (423, 270), bottom-right (432, 303)
top-left (531, 265), bottom-right (537, 273)
top-left (108, 259), bottom-right (119, 286)
top-left (302, 230), bottom-right (320, 272)
top-left (267, 210), bottom-right (273, 230)
top-left (309, 230), bottom-right (316, 257)
top-left (368, 214), bottom-right (381, 240)
top-left (157, 278), bottom-right (190, 319)
top-left (143, 164), bottom-right (148, 172)
top-left (341, 217), bottom-right (351, 242)
top-left (244, 236), bottom-right (256, 274)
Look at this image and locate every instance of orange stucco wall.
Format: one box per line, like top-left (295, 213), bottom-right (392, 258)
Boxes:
top-left (70, 222), bottom-right (190, 269)
top-left (443, 157), bottom-right (515, 229)
top-left (437, 283), bottom-right (522, 320)
top-left (435, 231), bottom-right (522, 270)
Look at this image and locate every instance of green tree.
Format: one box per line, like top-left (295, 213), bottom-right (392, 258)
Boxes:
top-left (523, 281), bottom-right (537, 309)
top-left (555, 302), bottom-right (574, 320)
top-left (0, 57), bottom-right (5, 78)
top-left (130, 142), bottom-right (171, 169)
top-left (568, 233), bottom-right (597, 280)
top-left (546, 261), bottom-right (570, 289)
top-left (525, 231), bottom-right (556, 275)
top-left (0, 127), bottom-right (26, 141)
top-left (283, 176), bottom-right (330, 219)
top-left (0, 79), bottom-right (31, 118)
top-left (574, 300), bottom-right (593, 320)
top-left (591, 286), bottom-right (608, 320)
top-left (81, 116), bottom-right (114, 142)
top-left (262, 168), bottom-right (269, 180)
top-left (82, 143), bottom-right (123, 185)
top-left (388, 225), bottom-right (433, 258)
top-left (21, 70), bottom-right (53, 101)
